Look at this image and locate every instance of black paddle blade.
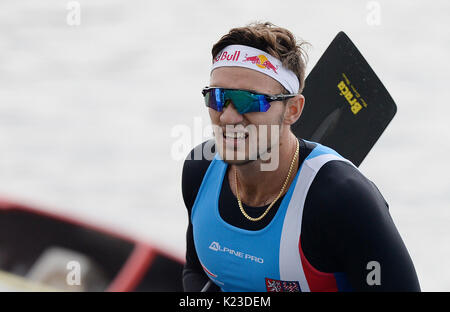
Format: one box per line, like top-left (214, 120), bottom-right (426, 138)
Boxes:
top-left (292, 31), bottom-right (397, 167)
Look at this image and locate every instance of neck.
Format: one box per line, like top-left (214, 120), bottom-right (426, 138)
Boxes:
top-left (229, 132), bottom-right (299, 207)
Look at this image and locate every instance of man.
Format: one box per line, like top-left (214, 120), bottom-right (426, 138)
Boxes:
top-left (182, 22), bottom-right (420, 292)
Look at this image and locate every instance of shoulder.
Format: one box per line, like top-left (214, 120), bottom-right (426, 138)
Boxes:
top-left (182, 139), bottom-right (216, 181)
top-left (323, 160), bottom-right (387, 203)
top-left (182, 140), bottom-right (216, 213)
top-left (307, 158), bottom-right (390, 224)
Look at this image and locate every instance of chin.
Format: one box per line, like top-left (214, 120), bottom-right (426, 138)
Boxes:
top-left (217, 147), bottom-right (260, 166)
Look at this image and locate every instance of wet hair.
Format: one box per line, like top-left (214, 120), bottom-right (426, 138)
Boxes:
top-left (211, 22), bottom-right (310, 93)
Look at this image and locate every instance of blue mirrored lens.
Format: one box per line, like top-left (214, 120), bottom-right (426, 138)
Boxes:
top-left (204, 88), bottom-right (271, 114)
top-left (204, 88), bottom-right (223, 111)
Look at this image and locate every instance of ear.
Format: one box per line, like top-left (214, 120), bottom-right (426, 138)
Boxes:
top-left (283, 94), bottom-right (305, 125)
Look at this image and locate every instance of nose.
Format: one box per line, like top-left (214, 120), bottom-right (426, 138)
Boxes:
top-left (220, 101), bottom-right (244, 125)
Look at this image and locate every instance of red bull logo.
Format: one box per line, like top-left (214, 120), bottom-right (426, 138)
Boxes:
top-left (242, 54), bottom-right (279, 74)
top-left (214, 50), bottom-right (241, 63)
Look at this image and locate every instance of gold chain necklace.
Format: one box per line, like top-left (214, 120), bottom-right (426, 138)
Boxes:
top-left (234, 138), bottom-right (299, 222)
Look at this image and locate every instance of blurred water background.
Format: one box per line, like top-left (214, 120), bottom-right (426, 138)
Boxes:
top-left (0, 0), bottom-right (449, 291)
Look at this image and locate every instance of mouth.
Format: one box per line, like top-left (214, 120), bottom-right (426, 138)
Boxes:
top-left (222, 131), bottom-right (249, 147)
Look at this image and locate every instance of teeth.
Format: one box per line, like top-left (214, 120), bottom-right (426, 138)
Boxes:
top-left (224, 133), bottom-right (236, 139)
top-left (224, 132), bottom-right (247, 139)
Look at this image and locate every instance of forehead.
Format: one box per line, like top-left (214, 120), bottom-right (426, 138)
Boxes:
top-left (210, 67), bottom-right (284, 94)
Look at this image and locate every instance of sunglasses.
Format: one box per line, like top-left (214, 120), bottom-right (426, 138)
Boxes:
top-left (202, 87), bottom-right (296, 114)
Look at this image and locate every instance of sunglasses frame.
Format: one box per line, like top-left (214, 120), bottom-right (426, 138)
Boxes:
top-left (202, 86), bottom-right (297, 104)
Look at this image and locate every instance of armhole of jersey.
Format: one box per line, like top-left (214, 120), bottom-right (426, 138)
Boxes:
top-left (280, 148), bottom-right (356, 292)
top-left (190, 154), bottom-right (218, 223)
top-left (298, 157), bottom-right (357, 292)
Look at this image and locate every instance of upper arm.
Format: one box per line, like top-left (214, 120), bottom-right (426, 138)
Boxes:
top-left (181, 140), bottom-right (216, 291)
top-left (309, 161), bottom-right (420, 291)
top-left (182, 140), bottom-right (215, 213)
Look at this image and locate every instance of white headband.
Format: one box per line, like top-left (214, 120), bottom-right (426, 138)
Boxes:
top-left (211, 44), bottom-right (299, 94)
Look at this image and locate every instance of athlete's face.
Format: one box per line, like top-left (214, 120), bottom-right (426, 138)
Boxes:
top-left (209, 67), bottom-right (291, 165)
